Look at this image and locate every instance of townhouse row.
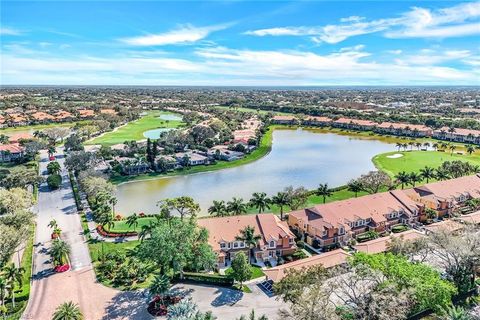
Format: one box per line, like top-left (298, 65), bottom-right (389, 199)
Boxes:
top-left (287, 174), bottom-right (480, 250)
top-left (272, 115), bottom-right (480, 144)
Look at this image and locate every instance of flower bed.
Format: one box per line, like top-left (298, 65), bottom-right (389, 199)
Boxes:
top-left (54, 264), bottom-right (70, 273)
top-left (147, 295), bottom-right (182, 317)
top-left (96, 225), bottom-right (138, 238)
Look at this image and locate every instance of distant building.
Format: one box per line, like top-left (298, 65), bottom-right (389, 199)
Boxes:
top-left (0, 143), bottom-right (25, 162)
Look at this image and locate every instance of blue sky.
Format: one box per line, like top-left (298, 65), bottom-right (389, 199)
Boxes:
top-left (1, 1), bottom-right (479, 85)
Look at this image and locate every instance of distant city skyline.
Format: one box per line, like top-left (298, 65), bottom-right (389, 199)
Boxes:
top-left (1, 1), bottom-right (479, 86)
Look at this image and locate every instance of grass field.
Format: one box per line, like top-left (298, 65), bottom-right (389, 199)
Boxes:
top-left (104, 217), bottom-right (157, 233)
top-left (225, 265), bottom-right (264, 280)
top-left (373, 150), bottom-right (480, 177)
top-left (88, 239), bottom-right (140, 262)
top-left (86, 111), bottom-right (184, 146)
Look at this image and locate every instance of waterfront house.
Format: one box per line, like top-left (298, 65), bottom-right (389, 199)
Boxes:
top-left (402, 174), bottom-right (480, 218)
top-left (332, 118), bottom-right (377, 131)
top-left (271, 115), bottom-right (298, 125)
top-left (175, 152), bottom-right (208, 166)
top-left (303, 116), bottom-right (332, 127)
top-left (376, 122), bottom-right (433, 137)
top-left (433, 127), bottom-right (480, 145)
top-left (0, 143), bottom-right (25, 162)
top-left (197, 214), bottom-right (296, 268)
top-left (207, 145), bottom-right (245, 161)
top-left (288, 191), bottom-right (420, 250)
top-left (116, 156), bottom-right (149, 175)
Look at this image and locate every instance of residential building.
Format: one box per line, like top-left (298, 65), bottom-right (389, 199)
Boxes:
top-left (78, 109), bottom-right (95, 118)
top-left (175, 152), bottom-right (208, 166)
top-left (433, 127), bottom-right (480, 145)
top-left (197, 214), bottom-right (296, 267)
top-left (332, 118), bottom-right (377, 131)
top-left (303, 116), bottom-right (331, 126)
top-left (31, 111), bottom-right (55, 123)
top-left (288, 190), bottom-right (421, 250)
top-left (8, 133), bottom-right (34, 143)
top-left (263, 249), bottom-right (351, 282)
top-left (376, 122), bottom-right (433, 137)
top-left (0, 143), bottom-right (25, 162)
top-left (353, 229), bottom-right (424, 254)
top-left (403, 174), bottom-right (480, 218)
top-left (271, 115), bottom-right (297, 125)
top-left (207, 145), bottom-right (244, 161)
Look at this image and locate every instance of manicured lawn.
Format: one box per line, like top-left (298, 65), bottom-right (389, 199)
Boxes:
top-left (110, 125), bottom-right (275, 184)
top-left (86, 111), bottom-right (184, 146)
top-left (373, 150), bottom-right (480, 177)
top-left (225, 265), bottom-right (265, 280)
top-left (104, 217), bottom-right (157, 233)
top-left (88, 239), bottom-right (140, 262)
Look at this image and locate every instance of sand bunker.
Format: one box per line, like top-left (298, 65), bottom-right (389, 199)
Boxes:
top-left (387, 153), bottom-right (404, 159)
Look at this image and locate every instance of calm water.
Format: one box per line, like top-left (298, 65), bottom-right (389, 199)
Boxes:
top-left (143, 128), bottom-right (175, 139)
top-left (158, 114), bottom-right (182, 121)
top-left (116, 128), bottom-right (396, 215)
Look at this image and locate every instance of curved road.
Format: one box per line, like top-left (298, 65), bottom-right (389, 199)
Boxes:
top-left (23, 149), bottom-right (148, 320)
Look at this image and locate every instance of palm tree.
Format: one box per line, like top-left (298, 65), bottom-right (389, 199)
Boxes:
top-left (466, 145), bottom-right (475, 155)
top-left (227, 198), bottom-right (247, 216)
top-left (420, 166), bottom-right (435, 183)
top-left (271, 192), bottom-right (290, 221)
top-left (449, 144), bottom-right (457, 155)
top-left (347, 180), bottom-right (363, 197)
top-left (48, 145), bottom-right (56, 157)
top-left (395, 142), bottom-right (402, 151)
top-left (208, 200), bottom-right (228, 217)
top-left (138, 221), bottom-right (155, 242)
top-left (149, 273), bottom-right (170, 304)
top-left (316, 183), bottom-right (332, 204)
top-left (395, 171), bottom-right (410, 189)
top-left (126, 213), bottom-right (139, 232)
top-left (408, 141), bottom-right (415, 150)
top-left (52, 301), bottom-right (83, 320)
top-left (437, 304), bottom-right (470, 320)
top-left (237, 310), bottom-right (268, 320)
top-left (415, 142), bottom-right (422, 150)
top-left (435, 168), bottom-right (450, 181)
top-left (249, 192), bottom-right (271, 213)
top-left (432, 143), bottom-right (439, 151)
top-left (50, 239), bottom-right (70, 266)
top-left (235, 226), bottom-right (261, 263)
top-left (2, 263), bottom-right (24, 308)
top-left (423, 142), bottom-right (430, 150)
top-left (48, 219), bottom-right (58, 230)
top-left (440, 142), bottom-right (448, 151)
top-left (408, 172), bottom-right (422, 187)
top-left (0, 277), bottom-right (7, 309)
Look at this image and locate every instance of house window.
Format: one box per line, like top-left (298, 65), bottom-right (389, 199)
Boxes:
top-left (239, 242), bottom-right (245, 248)
top-left (289, 238), bottom-right (294, 244)
top-left (322, 230), bottom-right (327, 237)
top-left (233, 242), bottom-right (239, 248)
top-left (220, 243), bottom-right (226, 249)
top-left (269, 240), bottom-right (276, 248)
top-left (339, 227), bottom-right (345, 235)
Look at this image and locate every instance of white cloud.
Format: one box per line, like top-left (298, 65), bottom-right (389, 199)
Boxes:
top-left (245, 1), bottom-right (480, 43)
top-left (0, 27), bottom-right (23, 36)
top-left (120, 24), bottom-right (228, 46)
top-left (394, 49), bottom-right (472, 65)
top-left (1, 44), bottom-right (477, 85)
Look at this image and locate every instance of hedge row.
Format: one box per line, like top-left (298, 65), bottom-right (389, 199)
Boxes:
top-left (68, 171), bottom-right (84, 211)
top-left (96, 225), bottom-right (137, 238)
top-left (175, 272), bottom-right (234, 287)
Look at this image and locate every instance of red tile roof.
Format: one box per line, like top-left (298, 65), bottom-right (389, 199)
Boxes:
top-left (0, 143), bottom-right (25, 154)
top-left (354, 229), bottom-right (424, 254)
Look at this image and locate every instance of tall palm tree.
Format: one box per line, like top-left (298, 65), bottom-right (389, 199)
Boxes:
top-left (249, 192), bottom-right (271, 213)
top-left (420, 166), bottom-right (435, 183)
top-left (449, 144), bottom-right (457, 155)
top-left (2, 263), bottom-right (24, 308)
top-left (50, 239), bottom-right (70, 266)
top-left (316, 183), bottom-right (332, 204)
top-left (466, 145), bottom-right (475, 155)
top-left (271, 192), bottom-right (290, 221)
top-left (415, 142), bottom-right (422, 150)
top-left (408, 172), bottom-right (422, 187)
top-left (0, 277), bottom-right (7, 309)
top-left (395, 171), bottom-right (410, 189)
top-left (208, 200), bottom-right (228, 217)
top-left (347, 180), bottom-right (363, 197)
top-left (48, 145), bottom-right (56, 157)
top-left (235, 226), bottom-right (261, 263)
top-left (126, 213), bottom-right (139, 232)
top-left (395, 142), bottom-right (402, 151)
top-left (227, 198), bottom-right (247, 216)
top-left (423, 142), bottom-right (430, 150)
top-left (52, 301), bottom-right (83, 320)
top-left (435, 168), bottom-right (450, 181)
top-left (138, 221), bottom-right (156, 242)
top-left (432, 143), bottom-right (439, 151)
top-left (237, 310), bottom-right (268, 320)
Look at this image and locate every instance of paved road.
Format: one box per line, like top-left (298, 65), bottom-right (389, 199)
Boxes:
top-left (23, 149), bottom-right (149, 320)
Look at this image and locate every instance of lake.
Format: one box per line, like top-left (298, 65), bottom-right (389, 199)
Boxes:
top-left (115, 128), bottom-right (396, 215)
top-left (143, 128), bottom-right (175, 139)
top-left (158, 114), bottom-right (183, 121)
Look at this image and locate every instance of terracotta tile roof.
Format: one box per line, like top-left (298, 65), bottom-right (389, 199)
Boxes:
top-left (8, 114), bottom-right (27, 123)
top-left (457, 211), bottom-right (480, 224)
top-left (434, 126), bottom-right (480, 137)
top-left (305, 116), bottom-right (331, 123)
top-left (100, 109), bottom-right (117, 115)
top-left (197, 214), bottom-right (295, 251)
top-left (354, 229), bottom-right (425, 254)
top-left (263, 249), bottom-right (351, 282)
top-left (414, 175), bottom-right (480, 201)
top-left (272, 115), bottom-right (296, 121)
top-left (79, 109), bottom-right (95, 117)
top-left (334, 117), bottom-right (376, 127)
top-left (31, 112), bottom-right (55, 121)
top-left (8, 133), bottom-right (34, 143)
top-left (425, 220), bottom-right (464, 233)
top-left (378, 122), bottom-right (431, 132)
top-left (0, 143), bottom-right (25, 154)
top-left (54, 111), bottom-right (73, 119)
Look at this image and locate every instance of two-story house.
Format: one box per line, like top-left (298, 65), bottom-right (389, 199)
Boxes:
top-left (288, 191), bottom-right (420, 249)
top-left (198, 214), bottom-right (296, 267)
top-left (403, 174), bottom-right (480, 218)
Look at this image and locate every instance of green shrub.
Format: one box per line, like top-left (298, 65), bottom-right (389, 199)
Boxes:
top-left (391, 225), bottom-right (409, 233)
top-left (178, 272), bottom-right (234, 286)
top-left (47, 174), bottom-right (62, 189)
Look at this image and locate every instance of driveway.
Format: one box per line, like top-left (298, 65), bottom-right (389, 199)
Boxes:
top-left (172, 282), bottom-right (283, 319)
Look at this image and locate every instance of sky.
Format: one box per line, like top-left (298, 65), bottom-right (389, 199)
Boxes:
top-left (1, 1), bottom-right (480, 86)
